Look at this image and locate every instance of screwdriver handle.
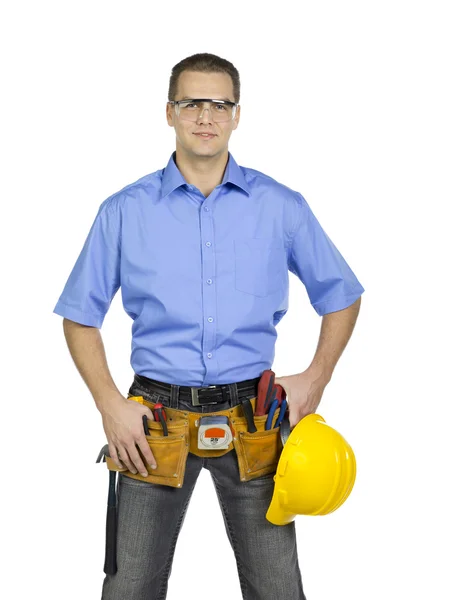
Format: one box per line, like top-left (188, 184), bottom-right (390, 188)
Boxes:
top-left (153, 402), bottom-right (167, 421)
top-left (153, 403), bottom-right (168, 436)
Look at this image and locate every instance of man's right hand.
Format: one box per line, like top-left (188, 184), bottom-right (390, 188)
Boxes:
top-left (99, 393), bottom-right (157, 476)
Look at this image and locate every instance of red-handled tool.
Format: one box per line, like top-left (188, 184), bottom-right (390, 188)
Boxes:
top-left (154, 403), bottom-right (168, 436)
top-left (255, 370), bottom-right (286, 416)
top-left (255, 370), bottom-right (275, 416)
top-left (271, 384), bottom-right (286, 408)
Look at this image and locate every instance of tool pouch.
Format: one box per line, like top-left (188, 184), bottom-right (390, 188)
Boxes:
top-left (102, 396), bottom-right (189, 488)
top-left (228, 400), bottom-right (284, 482)
top-left (100, 396), bottom-right (284, 489)
top-left (97, 394), bottom-right (285, 575)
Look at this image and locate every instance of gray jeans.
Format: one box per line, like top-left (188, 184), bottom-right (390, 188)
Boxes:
top-left (101, 377), bottom-right (307, 600)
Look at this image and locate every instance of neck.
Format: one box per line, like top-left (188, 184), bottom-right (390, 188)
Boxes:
top-left (174, 146), bottom-right (229, 196)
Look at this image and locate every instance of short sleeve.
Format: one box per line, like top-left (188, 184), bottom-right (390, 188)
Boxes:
top-left (53, 198), bottom-right (121, 328)
top-left (287, 192), bottom-right (365, 316)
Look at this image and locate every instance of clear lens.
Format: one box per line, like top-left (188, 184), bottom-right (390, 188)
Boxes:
top-left (176, 100), bottom-right (235, 122)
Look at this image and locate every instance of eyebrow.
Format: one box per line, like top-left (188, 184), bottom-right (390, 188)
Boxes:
top-left (180, 96), bottom-right (232, 102)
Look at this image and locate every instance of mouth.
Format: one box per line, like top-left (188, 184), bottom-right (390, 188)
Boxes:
top-left (193, 133), bottom-right (216, 140)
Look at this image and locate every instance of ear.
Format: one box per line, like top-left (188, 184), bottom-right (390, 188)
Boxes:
top-left (231, 104), bottom-right (240, 131)
top-left (166, 103), bottom-right (174, 127)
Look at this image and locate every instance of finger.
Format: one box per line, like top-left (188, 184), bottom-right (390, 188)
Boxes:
top-left (145, 409), bottom-right (155, 421)
top-left (289, 413), bottom-right (299, 430)
top-left (137, 435), bottom-right (158, 471)
top-left (108, 444), bottom-right (124, 469)
top-left (126, 443), bottom-right (152, 477)
top-left (116, 444), bottom-right (137, 474)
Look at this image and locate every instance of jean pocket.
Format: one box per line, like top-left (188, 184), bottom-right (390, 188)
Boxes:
top-left (234, 237), bottom-right (285, 297)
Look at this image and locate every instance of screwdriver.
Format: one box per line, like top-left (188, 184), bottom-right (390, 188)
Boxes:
top-left (153, 403), bottom-right (168, 436)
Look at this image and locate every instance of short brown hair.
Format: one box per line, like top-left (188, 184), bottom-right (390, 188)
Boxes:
top-left (168, 53), bottom-right (240, 104)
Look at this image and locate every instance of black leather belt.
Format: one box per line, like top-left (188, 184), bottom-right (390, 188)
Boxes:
top-left (134, 374), bottom-right (261, 407)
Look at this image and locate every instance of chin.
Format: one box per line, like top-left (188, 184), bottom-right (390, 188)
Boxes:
top-left (190, 145), bottom-right (219, 156)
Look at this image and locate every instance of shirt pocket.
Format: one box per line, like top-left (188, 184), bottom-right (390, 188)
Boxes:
top-left (234, 237), bottom-right (285, 297)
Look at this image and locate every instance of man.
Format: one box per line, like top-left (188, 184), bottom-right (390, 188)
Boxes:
top-left (54, 52), bottom-right (364, 600)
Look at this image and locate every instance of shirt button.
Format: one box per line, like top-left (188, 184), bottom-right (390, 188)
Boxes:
top-left (207, 317), bottom-right (213, 322)
top-left (206, 279), bottom-right (212, 284)
top-left (204, 206), bottom-right (209, 211)
top-left (205, 241), bottom-right (211, 247)
top-left (207, 353), bottom-right (212, 358)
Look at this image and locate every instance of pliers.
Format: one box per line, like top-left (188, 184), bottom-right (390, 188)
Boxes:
top-left (265, 398), bottom-right (277, 430)
top-left (264, 386), bottom-right (280, 430)
top-left (273, 398), bottom-right (288, 428)
top-left (153, 403), bottom-right (168, 436)
top-left (265, 396), bottom-right (288, 430)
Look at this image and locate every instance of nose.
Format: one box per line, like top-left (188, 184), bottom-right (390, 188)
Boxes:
top-left (197, 104), bottom-right (213, 124)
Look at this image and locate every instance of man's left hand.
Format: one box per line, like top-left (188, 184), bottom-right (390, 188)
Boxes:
top-left (274, 369), bottom-right (329, 429)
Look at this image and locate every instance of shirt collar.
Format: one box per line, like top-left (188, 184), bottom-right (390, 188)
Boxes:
top-left (161, 150), bottom-right (251, 199)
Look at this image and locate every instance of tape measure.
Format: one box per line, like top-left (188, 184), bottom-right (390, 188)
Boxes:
top-left (197, 416), bottom-right (233, 450)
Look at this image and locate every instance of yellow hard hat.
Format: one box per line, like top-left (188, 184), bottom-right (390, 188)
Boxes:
top-left (266, 414), bottom-right (356, 525)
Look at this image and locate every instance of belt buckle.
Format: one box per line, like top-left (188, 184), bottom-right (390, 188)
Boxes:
top-left (191, 385), bottom-right (218, 407)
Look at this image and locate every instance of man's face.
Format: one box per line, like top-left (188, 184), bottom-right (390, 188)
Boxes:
top-left (166, 70), bottom-right (240, 158)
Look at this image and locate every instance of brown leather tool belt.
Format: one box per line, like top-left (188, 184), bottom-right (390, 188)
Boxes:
top-left (100, 380), bottom-right (283, 488)
top-left (96, 373), bottom-right (285, 575)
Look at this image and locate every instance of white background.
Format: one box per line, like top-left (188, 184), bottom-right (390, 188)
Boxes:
top-left (1, 1), bottom-right (448, 599)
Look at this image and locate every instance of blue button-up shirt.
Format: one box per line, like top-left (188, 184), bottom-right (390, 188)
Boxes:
top-left (53, 151), bottom-right (365, 386)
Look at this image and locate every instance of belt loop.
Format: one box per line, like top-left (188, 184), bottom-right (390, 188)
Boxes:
top-left (221, 386), bottom-right (227, 403)
top-left (170, 384), bottom-right (180, 409)
top-left (228, 382), bottom-right (239, 406)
